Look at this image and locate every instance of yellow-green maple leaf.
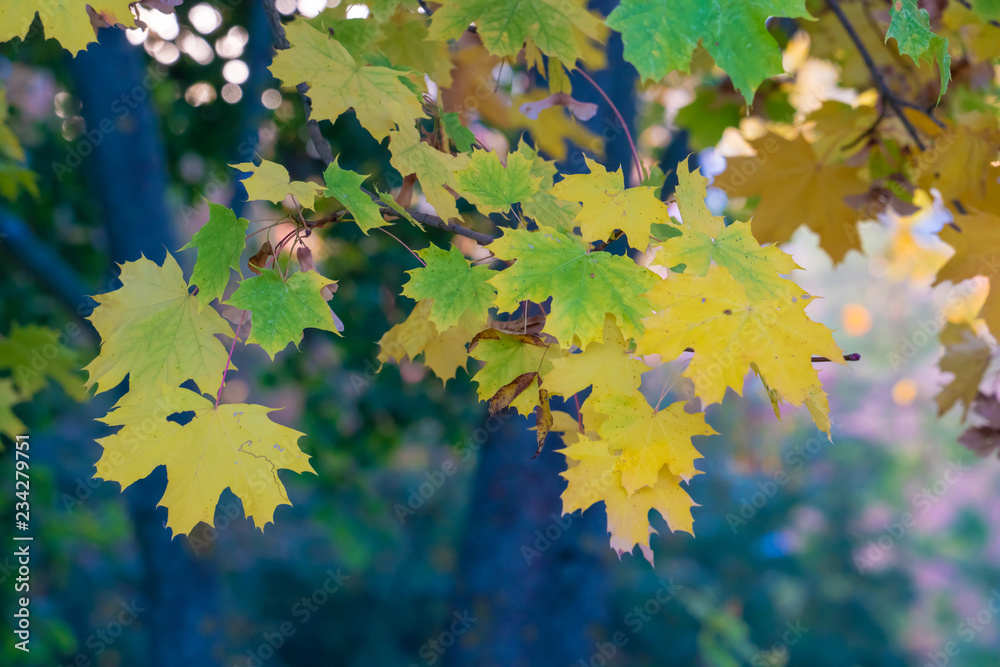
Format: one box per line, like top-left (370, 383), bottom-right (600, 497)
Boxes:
top-left (0, 1), bottom-right (138, 55)
top-left (469, 330), bottom-right (563, 416)
top-left (544, 315), bottom-right (649, 399)
top-left (85, 254), bottom-right (233, 398)
top-left (270, 20), bottom-right (425, 142)
top-left (388, 128), bottom-right (470, 222)
top-left (231, 159), bottom-right (325, 210)
top-left (560, 434), bottom-right (696, 565)
top-left (551, 155), bottom-right (668, 248)
top-left (517, 142), bottom-right (581, 237)
top-left (0, 323), bottom-right (86, 401)
top-left (428, 0), bottom-right (602, 67)
top-left (660, 162), bottom-right (799, 300)
top-left (489, 228), bottom-right (658, 348)
top-left (640, 265), bottom-right (843, 432)
top-left (95, 388), bottom-right (314, 536)
top-left (0, 379), bottom-right (26, 439)
top-left (453, 148), bottom-right (542, 215)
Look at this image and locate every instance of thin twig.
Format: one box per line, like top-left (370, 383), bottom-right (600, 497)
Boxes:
top-left (376, 227), bottom-right (426, 266)
top-left (681, 348), bottom-right (860, 363)
top-left (217, 305), bottom-right (249, 406)
top-left (822, 0), bottom-right (928, 150)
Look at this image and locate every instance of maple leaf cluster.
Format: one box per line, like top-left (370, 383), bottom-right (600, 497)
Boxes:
top-left (8, 0), bottom-right (1000, 566)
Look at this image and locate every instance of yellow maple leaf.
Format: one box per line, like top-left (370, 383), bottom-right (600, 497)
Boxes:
top-left (551, 155), bottom-right (668, 248)
top-left (936, 210), bottom-right (1000, 337)
top-left (908, 119), bottom-right (1000, 211)
top-left (544, 315), bottom-right (649, 399)
top-left (95, 388), bottom-right (314, 536)
top-left (379, 9), bottom-right (454, 88)
top-left (270, 20), bottom-right (425, 142)
top-left (560, 434), bottom-right (696, 565)
top-left (640, 265), bottom-right (844, 433)
top-left (936, 322), bottom-right (991, 419)
top-left (378, 300), bottom-right (473, 384)
top-left (388, 128), bottom-right (470, 222)
top-left (587, 392), bottom-right (715, 492)
top-left (231, 159), bottom-right (325, 210)
top-left (0, 1), bottom-right (138, 55)
top-left (717, 133), bottom-right (868, 263)
top-left (84, 254), bottom-right (233, 398)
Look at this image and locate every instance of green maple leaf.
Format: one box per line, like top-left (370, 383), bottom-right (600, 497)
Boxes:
top-left (442, 112), bottom-right (477, 153)
top-left (489, 228), bottom-right (658, 348)
top-left (226, 269), bottom-right (341, 359)
top-left (428, 0), bottom-right (601, 66)
top-left (517, 142), bottom-right (580, 236)
top-left (323, 159), bottom-right (386, 234)
top-left (607, 0), bottom-right (811, 104)
top-left (85, 254), bottom-right (233, 398)
top-left (270, 20), bottom-right (425, 142)
top-left (181, 203), bottom-right (248, 308)
top-left (453, 148), bottom-right (542, 215)
top-left (658, 162), bottom-right (799, 301)
top-left (886, 0), bottom-right (951, 100)
top-left (401, 244), bottom-right (496, 331)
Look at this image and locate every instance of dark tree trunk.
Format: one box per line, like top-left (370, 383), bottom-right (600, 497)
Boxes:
top-left (69, 28), bottom-right (224, 667)
top-left (446, 3), bottom-right (639, 662)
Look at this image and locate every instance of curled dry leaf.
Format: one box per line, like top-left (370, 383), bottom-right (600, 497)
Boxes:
top-left (248, 240), bottom-right (274, 276)
top-left (519, 92), bottom-right (599, 121)
top-left (296, 246), bottom-right (316, 273)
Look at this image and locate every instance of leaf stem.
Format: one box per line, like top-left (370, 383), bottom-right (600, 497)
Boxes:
top-left (217, 309), bottom-right (248, 407)
top-left (575, 67), bottom-right (646, 183)
top-left (376, 227), bottom-right (426, 266)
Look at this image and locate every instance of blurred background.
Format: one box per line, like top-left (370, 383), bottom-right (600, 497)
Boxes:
top-left (2, 1), bottom-right (999, 666)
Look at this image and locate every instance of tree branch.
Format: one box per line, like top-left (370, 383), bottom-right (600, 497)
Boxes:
top-left (822, 0), bottom-right (935, 150)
